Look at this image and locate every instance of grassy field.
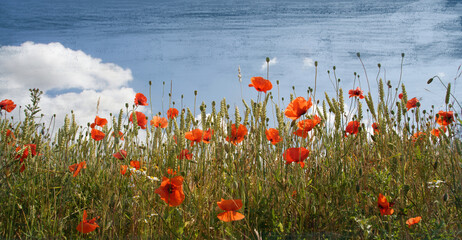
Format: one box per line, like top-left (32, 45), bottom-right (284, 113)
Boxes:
top-left (1, 59), bottom-right (461, 239)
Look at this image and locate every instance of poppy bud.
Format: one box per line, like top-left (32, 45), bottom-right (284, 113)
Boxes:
top-left (356, 52), bottom-right (360, 57)
top-left (443, 193), bottom-right (448, 201)
top-left (266, 57), bottom-right (270, 63)
top-left (338, 78), bottom-right (341, 83)
top-left (163, 81), bottom-right (165, 85)
top-left (181, 95), bottom-right (184, 99)
top-left (378, 63), bottom-right (381, 68)
top-left (390, 110), bottom-right (395, 115)
top-left (314, 61), bottom-right (318, 67)
top-left (354, 72), bottom-right (356, 76)
top-left (401, 53), bottom-right (405, 57)
top-left (356, 184), bottom-right (360, 193)
top-left (194, 90), bottom-right (197, 96)
top-left (327, 70), bottom-right (330, 74)
top-left (423, 110), bottom-right (426, 114)
top-left (276, 80), bottom-right (279, 85)
top-left (427, 78), bottom-right (433, 84)
top-left (149, 81), bottom-right (152, 85)
top-left (333, 66), bottom-right (336, 70)
top-left (125, 103), bottom-right (129, 108)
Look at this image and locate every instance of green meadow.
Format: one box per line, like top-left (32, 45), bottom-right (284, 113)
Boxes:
top-left (1, 58), bottom-right (461, 239)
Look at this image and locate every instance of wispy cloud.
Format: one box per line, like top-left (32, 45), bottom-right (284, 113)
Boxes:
top-left (260, 57), bottom-right (278, 71)
top-left (0, 41), bottom-right (138, 127)
top-left (303, 57), bottom-right (314, 68)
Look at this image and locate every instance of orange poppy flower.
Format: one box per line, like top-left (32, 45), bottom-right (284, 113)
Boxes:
top-left (112, 131), bottom-right (124, 140)
top-left (134, 93), bottom-right (148, 106)
top-left (412, 132), bottom-right (426, 142)
top-left (406, 216), bottom-right (422, 227)
top-left (130, 160), bottom-right (141, 170)
top-left (151, 116), bottom-right (168, 128)
top-left (348, 87), bottom-right (365, 99)
top-left (177, 149), bottom-right (193, 160)
top-left (431, 126), bottom-right (446, 137)
top-left (69, 161), bottom-right (87, 177)
top-left (167, 108), bottom-right (179, 119)
top-left (406, 97), bottom-right (419, 111)
top-left (377, 193), bottom-right (394, 216)
top-left (398, 93), bottom-right (403, 100)
top-left (285, 97), bottom-right (312, 120)
top-left (345, 121), bottom-right (360, 137)
top-left (202, 128), bottom-right (214, 143)
top-left (129, 111), bottom-right (147, 129)
top-left (155, 176), bottom-right (185, 207)
top-left (76, 210), bottom-right (99, 234)
top-left (113, 150), bottom-right (127, 160)
top-left (283, 147), bottom-right (310, 168)
top-left (297, 115), bottom-right (321, 132)
top-left (5, 129), bottom-right (16, 145)
top-left (90, 116), bottom-right (107, 129)
top-left (248, 76), bottom-right (273, 93)
top-left (15, 144), bottom-right (37, 173)
top-left (185, 129), bottom-right (203, 146)
top-left (293, 129), bottom-right (309, 138)
top-left (120, 165), bottom-right (128, 175)
top-left (436, 111), bottom-right (454, 126)
top-left (0, 99), bottom-right (16, 112)
top-left (217, 199), bottom-right (245, 222)
top-left (265, 128), bottom-right (282, 145)
top-left (91, 128), bottom-right (105, 141)
top-left (372, 122), bottom-right (379, 134)
top-left (226, 124), bottom-right (248, 145)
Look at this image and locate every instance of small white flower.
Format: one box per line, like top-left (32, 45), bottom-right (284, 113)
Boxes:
top-left (428, 180), bottom-right (445, 188)
top-left (133, 195), bottom-right (140, 199)
top-left (147, 176), bottom-right (160, 181)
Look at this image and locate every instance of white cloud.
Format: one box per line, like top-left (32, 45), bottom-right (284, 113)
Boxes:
top-left (260, 57), bottom-right (278, 71)
top-left (0, 41), bottom-right (138, 128)
top-left (303, 57), bottom-right (314, 68)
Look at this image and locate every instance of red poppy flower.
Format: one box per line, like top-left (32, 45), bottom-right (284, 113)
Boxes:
top-left (406, 97), bottom-right (419, 111)
top-left (293, 129), bottom-right (309, 138)
top-left (431, 126), bottom-right (446, 137)
top-left (377, 193), bottom-right (394, 216)
top-left (91, 128), bottom-right (105, 141)
top-left (5, 129), bottom-right (16, 145)
top-left (76, 210), bottom-right (99, 234)
top-left (372, 122), bottom-right (379, 134)
top-left (217, 199), bottom-right (245, 222)
top-left (69, 161), bottom-right (87, 177)
top-left (283, 147), bottom-right (310, 168)
top-left (185, 129), bottom-right (203, 146)
top-left (202, 128), bottom-right (214, 143)
top-left (297, 115), bottom-right (321, 132)
top-left (177, 149), bottom-right (193, 160)
top-left (345, 121), bottom-right (360, 137)
top-left (15, 144), bottom-right (37, 172)
top-left (134, 93), bottom-right (148, 106)
top-left (398, 93), bottom-right (403, 100)
top-left (129, 111), bottom-right (147, 129)
top-left (90, 116), bottom-right (107, 129)
top-left (248, 76), bottom-right (273, 93)
top-left (167, 108), bottom-right (179, 119)
top-left (155, 176), bottom-right (185, 207)
top-left (112, 131), bottom-right (124, 140)
top-left (436, 111), bottom-right (454, 126)
top-left (285, 97), bottom-right (312, 120)
top-left (412, 132), bottom-right (425, 142)
top-left (130, 160), bottom-right (141, 170)
top-left (167, 167), bottom-right (179, 176)
top-left (113, 150), bottom-right (127, 160)
top-left (120, 165), bottom-right (128, 175)
top-left (406, 216), bottom-right (422, 227)
top-left (150, 116), bottom-right (168, 128)
top-left (265, 128), bottom-right (282, 145)
top-left (226, 124), bottom-right (248, 145)
top-left (0, 99), bottom-right (16, 112)
top-left (348, 87), bottom-right (365, 99)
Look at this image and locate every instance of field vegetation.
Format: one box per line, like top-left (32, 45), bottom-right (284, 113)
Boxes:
top-left (1, 56), bottom-right (461, 239)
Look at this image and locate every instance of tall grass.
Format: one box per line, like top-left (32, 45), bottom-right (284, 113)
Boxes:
top-left (0, 60), bottom-right (461, 239)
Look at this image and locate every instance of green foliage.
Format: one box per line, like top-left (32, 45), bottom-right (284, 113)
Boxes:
top-left (0, 64), bottom-right (461, 239)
